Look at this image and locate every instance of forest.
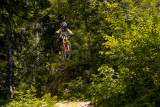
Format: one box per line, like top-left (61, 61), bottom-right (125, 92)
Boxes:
top-left (1, 0), bottom-right (160, 106)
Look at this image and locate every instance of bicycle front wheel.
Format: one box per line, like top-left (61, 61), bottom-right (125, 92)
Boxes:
top-left (61, 41), bottom-right (71, 61)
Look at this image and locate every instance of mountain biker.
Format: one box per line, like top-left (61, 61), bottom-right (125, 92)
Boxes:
top-left (55, 22), bottom-right (74, 55)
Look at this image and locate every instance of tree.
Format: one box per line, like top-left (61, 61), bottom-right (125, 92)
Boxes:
top-left (0, 0), bottom-right (32, 98)
top-left (0, 0), bottom-right (51, 98)
top-left (94, 0), bottom-right (160, 106)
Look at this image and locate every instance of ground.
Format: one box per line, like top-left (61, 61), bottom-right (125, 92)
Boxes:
top-left (56, 101), bottom-right (93, 107)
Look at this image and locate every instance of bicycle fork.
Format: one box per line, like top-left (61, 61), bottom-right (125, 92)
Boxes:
top-left (63, 42), bottom-right (70, 52)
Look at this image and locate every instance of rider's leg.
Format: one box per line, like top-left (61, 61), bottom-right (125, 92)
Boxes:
top-left (57, 38), bottom-right (62, 55)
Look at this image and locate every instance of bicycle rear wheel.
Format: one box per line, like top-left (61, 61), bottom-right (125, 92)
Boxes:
top-left (61, 41), bottom-right (71, 61)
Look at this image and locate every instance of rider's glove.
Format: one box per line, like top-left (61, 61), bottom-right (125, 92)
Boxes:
top-left (55, 32), bottom-right (60, 35)
top-left (70, 33), bottom-right (74, 36)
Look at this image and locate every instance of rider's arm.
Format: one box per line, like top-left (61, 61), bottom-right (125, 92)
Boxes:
top-left (55, 28), bottom-right (61, 34)
top-left (67, 28), bottom-right (74, 35)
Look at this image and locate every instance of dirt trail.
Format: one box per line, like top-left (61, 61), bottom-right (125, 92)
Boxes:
top-left (56, 101), bottom-right (93, 107)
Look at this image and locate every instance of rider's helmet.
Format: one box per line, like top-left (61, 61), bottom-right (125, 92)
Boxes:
top-left (61, 22), bottom-right (67, 32)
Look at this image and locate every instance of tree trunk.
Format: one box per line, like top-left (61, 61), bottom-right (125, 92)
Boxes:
top-left (6, 30), bottom-right (15, 98)
top-left (35, 23), bottom-right (41, 96)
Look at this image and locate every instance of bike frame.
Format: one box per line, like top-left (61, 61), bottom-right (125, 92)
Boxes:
top-left (60, 34), bottom-right (71, 61)
top-left (62, 35), bottom-right (70, 52)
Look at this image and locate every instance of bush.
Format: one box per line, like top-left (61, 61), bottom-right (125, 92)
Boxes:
top-left (89, 65), bottom-right (160, 107)
top-left (6, 90), bottom-right (57, 107)
top-left (61, 77), bottom-right (90, 101)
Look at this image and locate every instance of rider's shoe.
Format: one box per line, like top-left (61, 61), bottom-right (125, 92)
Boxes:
top-left (59, 51), bottom-right (61, 55)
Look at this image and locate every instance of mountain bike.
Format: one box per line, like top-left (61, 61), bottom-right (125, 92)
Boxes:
top-left (60, 34), bottom-right (71, 61)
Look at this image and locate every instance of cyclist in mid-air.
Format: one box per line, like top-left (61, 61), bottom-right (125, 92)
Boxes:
top-left (55, 22), bottom-right (74, 55)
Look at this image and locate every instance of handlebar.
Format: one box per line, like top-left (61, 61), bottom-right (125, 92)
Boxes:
top-left (61, 34), bottom-right (74, 36)
top-left (55, 33), bottom-right (71, 35)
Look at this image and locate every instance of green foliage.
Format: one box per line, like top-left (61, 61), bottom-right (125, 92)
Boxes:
top-left (2, 0), bottom-right (160, 106)
top-left (87, 65), bottom-right (121, 106)
top-left (61, 77), bottom-right (89, 100)
top-left (92, 0), bottom-right (160, 106)
top-left (0, 61), bottom-right (7, 97)
top-left (6, 90), bottom-right (57, 107)
top-left (46, 61), bottom-right (91, 98)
